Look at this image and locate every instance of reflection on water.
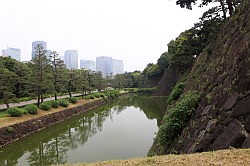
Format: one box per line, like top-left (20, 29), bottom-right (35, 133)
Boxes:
top-left (0, 95), bottom-right (166, 165)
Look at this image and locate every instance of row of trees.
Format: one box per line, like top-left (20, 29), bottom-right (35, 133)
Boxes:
top-left (111, 5), bottom-right (225, 90)
top-left (0, 45), bottom-right (108, 108)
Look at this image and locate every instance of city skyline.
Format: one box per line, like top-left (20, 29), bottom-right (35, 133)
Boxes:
top-left (0, 0), bottom-right (215, 72)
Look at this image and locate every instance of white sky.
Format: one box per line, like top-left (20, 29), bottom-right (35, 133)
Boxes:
top-left (0, 0), bottom-right (213, 72)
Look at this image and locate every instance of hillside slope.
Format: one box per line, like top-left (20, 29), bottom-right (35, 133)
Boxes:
top-left (150, 0), bottom-right (250, 155)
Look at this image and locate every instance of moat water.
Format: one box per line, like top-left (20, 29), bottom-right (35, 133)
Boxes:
top-left (0, 95), bottom-right (166, 165)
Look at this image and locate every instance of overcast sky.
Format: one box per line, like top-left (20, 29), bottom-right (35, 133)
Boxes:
top-left (0, 0), bottom-right (214, 72)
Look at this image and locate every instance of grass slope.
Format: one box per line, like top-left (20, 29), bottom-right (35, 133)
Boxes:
top-left (59, 149), bottom-right (250, 166)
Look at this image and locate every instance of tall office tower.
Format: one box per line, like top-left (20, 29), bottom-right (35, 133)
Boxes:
top-left (112, 59), bottom-right (124, 75)
top-left (96, 56), bottom-right (113, 77)
top-left (2, 47), bottom-right (21, 61)
top-left (64, 50), bottom-right (78, 69)
top-left (80, 59), bottom-right (95, 71)
top-left (32, 41), bottom-right (47, 59)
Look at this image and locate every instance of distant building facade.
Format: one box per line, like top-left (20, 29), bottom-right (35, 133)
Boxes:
top-left (96, 56), bottom-right (113, 77)
top-left (2, 47), bottom-right (21, 61)
top-left (32, 41), bottom-right (47, 59)
top-left (64, 50), bottom-right (78, 69)
top-left (80, 59), bottom-right (95, 71)
top-left (112, 59), bottom-right (124, 75)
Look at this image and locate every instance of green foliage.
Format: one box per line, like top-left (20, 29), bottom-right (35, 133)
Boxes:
top-left (19, 108), bottom-right (28, 115)
top-left (156, 91), bottom-right (200, 151)
top-left (7, 107), bottom-right (22, 117)
top-left (157, 52), bottom-right (169, 71)
top-left (51, 100), bottom-right (60, 108)
top-left (40, 102), bottom-right (52, 111)
top-left (85, 95), bottom-right (91, 99)
top-left (69, 97), bottom-right (77, 104)
top-left (6, 127), bottom-right (13, 133)
top-left (167, 82), bottom-right (186, 105)
top-left (143, 63), bottom-right (162, 77)
top-left (25, 104), bottom-right (38, 114)
top-left (104, 90), bottom-right (119, 99)
top-left (89, 94), bottom-right (95, 99)
top-left (137, 88), bottom-right (156, 93)
top-left (59, 99), bottom-right (69, 107)
top-left (93, 92), bottom-right (103, 98)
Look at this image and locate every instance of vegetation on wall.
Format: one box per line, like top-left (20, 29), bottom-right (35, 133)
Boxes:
top-left (148, 91), bottom-right (201, 156)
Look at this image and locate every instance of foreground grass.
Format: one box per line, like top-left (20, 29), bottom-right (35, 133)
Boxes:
top-left (58, 149), bottom-right (250, 166)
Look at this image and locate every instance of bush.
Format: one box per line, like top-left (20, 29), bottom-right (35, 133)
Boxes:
top-left (104, 90), bottom-right (120, 99)
top-left (94, 92), bottom-right (103, 98)
top-left (7, 107), bottom-right (22, 117)
top-left (59, 99), bottom-right (69, 107)
top-left (40, 102), bottom-right (52, 111)
top-left (51, 100), bottom-right (59, 108)
top-left (167, 82), bottom-right (185, 105)
top-left (69, 97), bottom-right (77, 104)
top-left (25, 104), bottom-right (38, 114)
top-left (6, 127), bottom-right (13, 133)
top-left (90, 94), bottom-right (95, 99)
top-left (156, 91), bottom-right (200, 151)
top-left (137, 88), bottom-right (156, 93)
top-left (19, 108), bottom-right (28, 115)
top-left (85, 95), bottom-right (91, 99)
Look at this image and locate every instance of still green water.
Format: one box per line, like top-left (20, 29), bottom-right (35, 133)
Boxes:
top-left (0, 95), bottom-right (166, 165)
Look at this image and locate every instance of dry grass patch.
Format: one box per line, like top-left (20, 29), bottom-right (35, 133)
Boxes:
top-left (58, 149), bottom-right (250, 166)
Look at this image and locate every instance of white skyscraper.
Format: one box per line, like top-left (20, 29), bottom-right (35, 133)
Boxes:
top-left (96, 56), bottom-right (113, 77)
top-left (80, 59), bottom-right (95, 71)
top-left (32, 41), bottom-right (47, 59)
top-left (112, 59), bottom-right (124, 75)
top-left (64, 50), bottom-right (78, 69)
top-left (2, 47), bottom-right (21, 61)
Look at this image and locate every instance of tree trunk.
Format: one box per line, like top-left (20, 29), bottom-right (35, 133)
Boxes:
top-left (55, 93), bottom-right (57, 100)
top-left (41, 93), bottom-right (43, 103)
top-left (226, 0), bottom-right (234, 15)
top-left (37, 93), bottom-right (40, 107)
top-left (219, 0), bottom-right (227, 19)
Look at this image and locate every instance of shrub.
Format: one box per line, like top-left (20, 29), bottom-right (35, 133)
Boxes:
top-left (51, 100), bottom-right (59, 108)
top-left (167, 82), bottom-right (185, 105)
top-left (19, 108), bottom-right (28, 114)
top-left (94, 92), bottom-right (102, 98)
top-left (6, 127), bottom-right (13, 133)
top-left (69, 97), bottom-right (77, 104)
top-left (59, 99), bottom-right (69, 107)
top-left (85, 95), bottom-right (91, 99)
top-left (156, 91), bottom-right (200, 151)
top-left (90, 94), bottom-right (95, 99)
top-left (7, 107), bottom-right (22, 117)
top-left (25, 104), bottom-right (38, 114)
top-left (40, 102), bottom-right (52, 111)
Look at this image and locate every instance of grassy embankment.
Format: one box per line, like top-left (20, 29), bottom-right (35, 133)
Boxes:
top-left (58, 149), bottom-right (250, 166)
top-left (0, 90), bottom-right (126, 128)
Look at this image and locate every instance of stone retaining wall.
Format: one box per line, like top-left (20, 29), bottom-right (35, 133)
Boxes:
top-left (0, 99), bottom-right (106, 148)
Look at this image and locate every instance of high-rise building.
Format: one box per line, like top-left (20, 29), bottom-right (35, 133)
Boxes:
top-left (64, 50), bottom-right (78, 69)
top-left (32, 41), bottom-right (47, 59)
top-left (96, 56), bottom-right (113, 77)
top-left (80, 59), bottom-right (95, 71)
top-left (2, 47), bottom-right (21, 61)
top-left (112, 59), bottom-right (124, 75)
